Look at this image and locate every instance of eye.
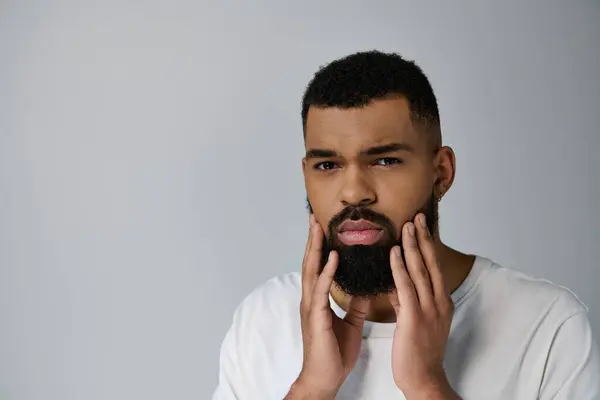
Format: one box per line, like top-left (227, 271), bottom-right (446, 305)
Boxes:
top-left (313, 161), bottom-right (339, 171)
top-left (374, 157), bottom-right (403, 167)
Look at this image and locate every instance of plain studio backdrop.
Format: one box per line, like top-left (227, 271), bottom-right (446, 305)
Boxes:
top-left (1, 1), bottom-right (599, 399)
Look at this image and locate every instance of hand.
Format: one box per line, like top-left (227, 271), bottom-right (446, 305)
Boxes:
top-left (388, 213), bottom-right (459, 399)
top-left (286, 215), bottom-right (371, 399)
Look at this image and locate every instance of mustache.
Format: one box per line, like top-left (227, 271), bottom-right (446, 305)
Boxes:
top-left (306, 190), bottom-right (437, 240)
top-left (328, 206), bottom-right (397, 239)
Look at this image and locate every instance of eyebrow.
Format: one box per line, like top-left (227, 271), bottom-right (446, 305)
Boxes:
top-left (305, 142), bottom-right (413, 159)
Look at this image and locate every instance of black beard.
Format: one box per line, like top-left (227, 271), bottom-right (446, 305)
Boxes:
top-left (306, 194), bottom-right (438, 297)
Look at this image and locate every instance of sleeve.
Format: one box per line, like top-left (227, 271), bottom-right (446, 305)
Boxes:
top-left (538, 311), bottom-right (600, 400)
top-left (211, 307), bottom-right (245, 400)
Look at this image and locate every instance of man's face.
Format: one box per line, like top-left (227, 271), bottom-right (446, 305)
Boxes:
top-left (302, 97), bottom-right (440, 297)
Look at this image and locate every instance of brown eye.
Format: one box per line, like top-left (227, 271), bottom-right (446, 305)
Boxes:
top-left (374, 158), bottom-right (403, 166)
top-left (314, 161), bottom-right (338, 171)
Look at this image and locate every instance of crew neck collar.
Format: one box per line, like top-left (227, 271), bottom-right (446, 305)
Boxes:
top-left (329, 256), bottom-right (489, 338)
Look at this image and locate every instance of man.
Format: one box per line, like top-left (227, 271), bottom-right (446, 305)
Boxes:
top-left (212, 51), bottom-right (600, 399)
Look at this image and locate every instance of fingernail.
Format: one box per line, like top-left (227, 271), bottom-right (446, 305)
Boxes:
top-left (393, 246), bottom-right (401, 257)
top-left (418, 214), bottom-right (426, 228)
top-left (309, 214), bottom-right (315, 226)
top-left (407, 223), bottom-right (415, 236)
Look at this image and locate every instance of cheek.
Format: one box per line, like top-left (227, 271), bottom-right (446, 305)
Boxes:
top-left (306, 185), bottom-right (337, 226)
top-left (376, 183), bottom-right (429, 235)
top-left (306, 198), bottom-right (336, 237)
top-left (379, 172), bottom-right (428, 200)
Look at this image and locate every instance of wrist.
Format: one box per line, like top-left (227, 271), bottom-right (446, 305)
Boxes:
top-left (285, 378), bottom-right (338, 400)
top-left (404, 388), bottom-right (460, 400)
top-left (401, 376), bottom-right (460, 400)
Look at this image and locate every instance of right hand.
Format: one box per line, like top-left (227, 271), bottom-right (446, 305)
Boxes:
top-left (293, 215), bottom-right (371, 398)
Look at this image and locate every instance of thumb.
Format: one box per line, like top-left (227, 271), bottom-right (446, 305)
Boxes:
top-left (343, 296), bottom-right (371, 329)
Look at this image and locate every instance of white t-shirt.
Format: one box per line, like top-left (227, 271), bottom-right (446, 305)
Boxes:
top-left (212, 256), bottom-right (600, 399)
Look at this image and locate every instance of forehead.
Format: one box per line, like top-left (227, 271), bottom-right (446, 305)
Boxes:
top-left (304, 97), bottom-right (420, 152)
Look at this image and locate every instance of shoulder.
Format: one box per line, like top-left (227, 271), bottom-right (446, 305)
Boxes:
top-left (214, 273), bottom-right (304, 398)
top-left (476, 256), bottom-right (589, 319)
top-left (458, 257), bottom-right (599, 396)
top-left (229, 272), bottom-right (302, 330)
top-left (236, 271), bottom-right (302, 312)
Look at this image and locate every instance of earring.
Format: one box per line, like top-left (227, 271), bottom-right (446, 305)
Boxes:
top-left (437, 190), bottom-right (445, 202)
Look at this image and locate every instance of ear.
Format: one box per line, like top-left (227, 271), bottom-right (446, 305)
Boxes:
top-left (302, 157), bottom-right (309, 180)
top-left (433, 146), bottom-right (456, 199)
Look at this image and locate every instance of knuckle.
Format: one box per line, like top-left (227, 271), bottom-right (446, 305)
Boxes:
top-left (422, 255), bottom-right (436, 269)
top-left (406, 240), bottom-right (419, 249)
top-left (439, 297), bottom-right (454, 315)
top-left (417, 265), bottom-right (430, 277)
top-left (424, 305), bottom-right (439, 320)
top-left (410, 264), bottom-right (429, 279)
top-left (399, 281), bottom-right (414, 293)
top-left (407, 308), bottom-right (421, 323)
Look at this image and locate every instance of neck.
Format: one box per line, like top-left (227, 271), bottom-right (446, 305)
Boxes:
top-left (330, 239), bottom-right (475, 323)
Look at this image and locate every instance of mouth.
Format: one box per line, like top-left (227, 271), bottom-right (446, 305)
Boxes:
top-left (337, 219), bottom-right (384, 246)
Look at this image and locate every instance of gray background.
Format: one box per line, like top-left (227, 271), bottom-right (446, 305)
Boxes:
top-left (1, 1), bottom-right (599, 399)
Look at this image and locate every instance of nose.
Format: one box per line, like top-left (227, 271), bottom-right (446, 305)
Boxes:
top-left (340, 167), bottom-right (376, 207)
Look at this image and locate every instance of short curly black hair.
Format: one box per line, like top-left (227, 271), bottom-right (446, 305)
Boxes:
top-left (301, 50), bottom-right (441, 146)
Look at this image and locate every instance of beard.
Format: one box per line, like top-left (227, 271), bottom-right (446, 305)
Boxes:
top-left (306, 193), bottom-right (438, 297)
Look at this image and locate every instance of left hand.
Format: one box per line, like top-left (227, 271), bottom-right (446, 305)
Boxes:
top-left (388, 213), bottom-right (460, 399)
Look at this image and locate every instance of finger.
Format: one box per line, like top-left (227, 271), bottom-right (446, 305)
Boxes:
top-left (389, 246), bottom-right (418, 313)
top-left (387, 289), bottom-right (400, 314)
top-left (306, 221), bottom-right (325, 278)
top-left (415, 213), bottom-right (448, 306)
top-left (301, 215), bottom-right (315, 277)
top-left (300, 217), bottom-right (314, 306)
top-left (402, 221), bottom-right (435, 310)
top-left (311, 250), bottom-right (338, 312)
top-left (301, 219), bottom-right (325, 306)
top-left (343, 296), bottom-right (371, 330)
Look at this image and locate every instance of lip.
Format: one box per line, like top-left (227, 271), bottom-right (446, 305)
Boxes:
top-left (337, 219), bottom-right (384, 245)
top-left (338, 219), bottom-right (382, 232)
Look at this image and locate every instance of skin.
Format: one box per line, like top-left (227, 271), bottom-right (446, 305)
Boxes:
top-left (285, 97), bottom-right (474, 399)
